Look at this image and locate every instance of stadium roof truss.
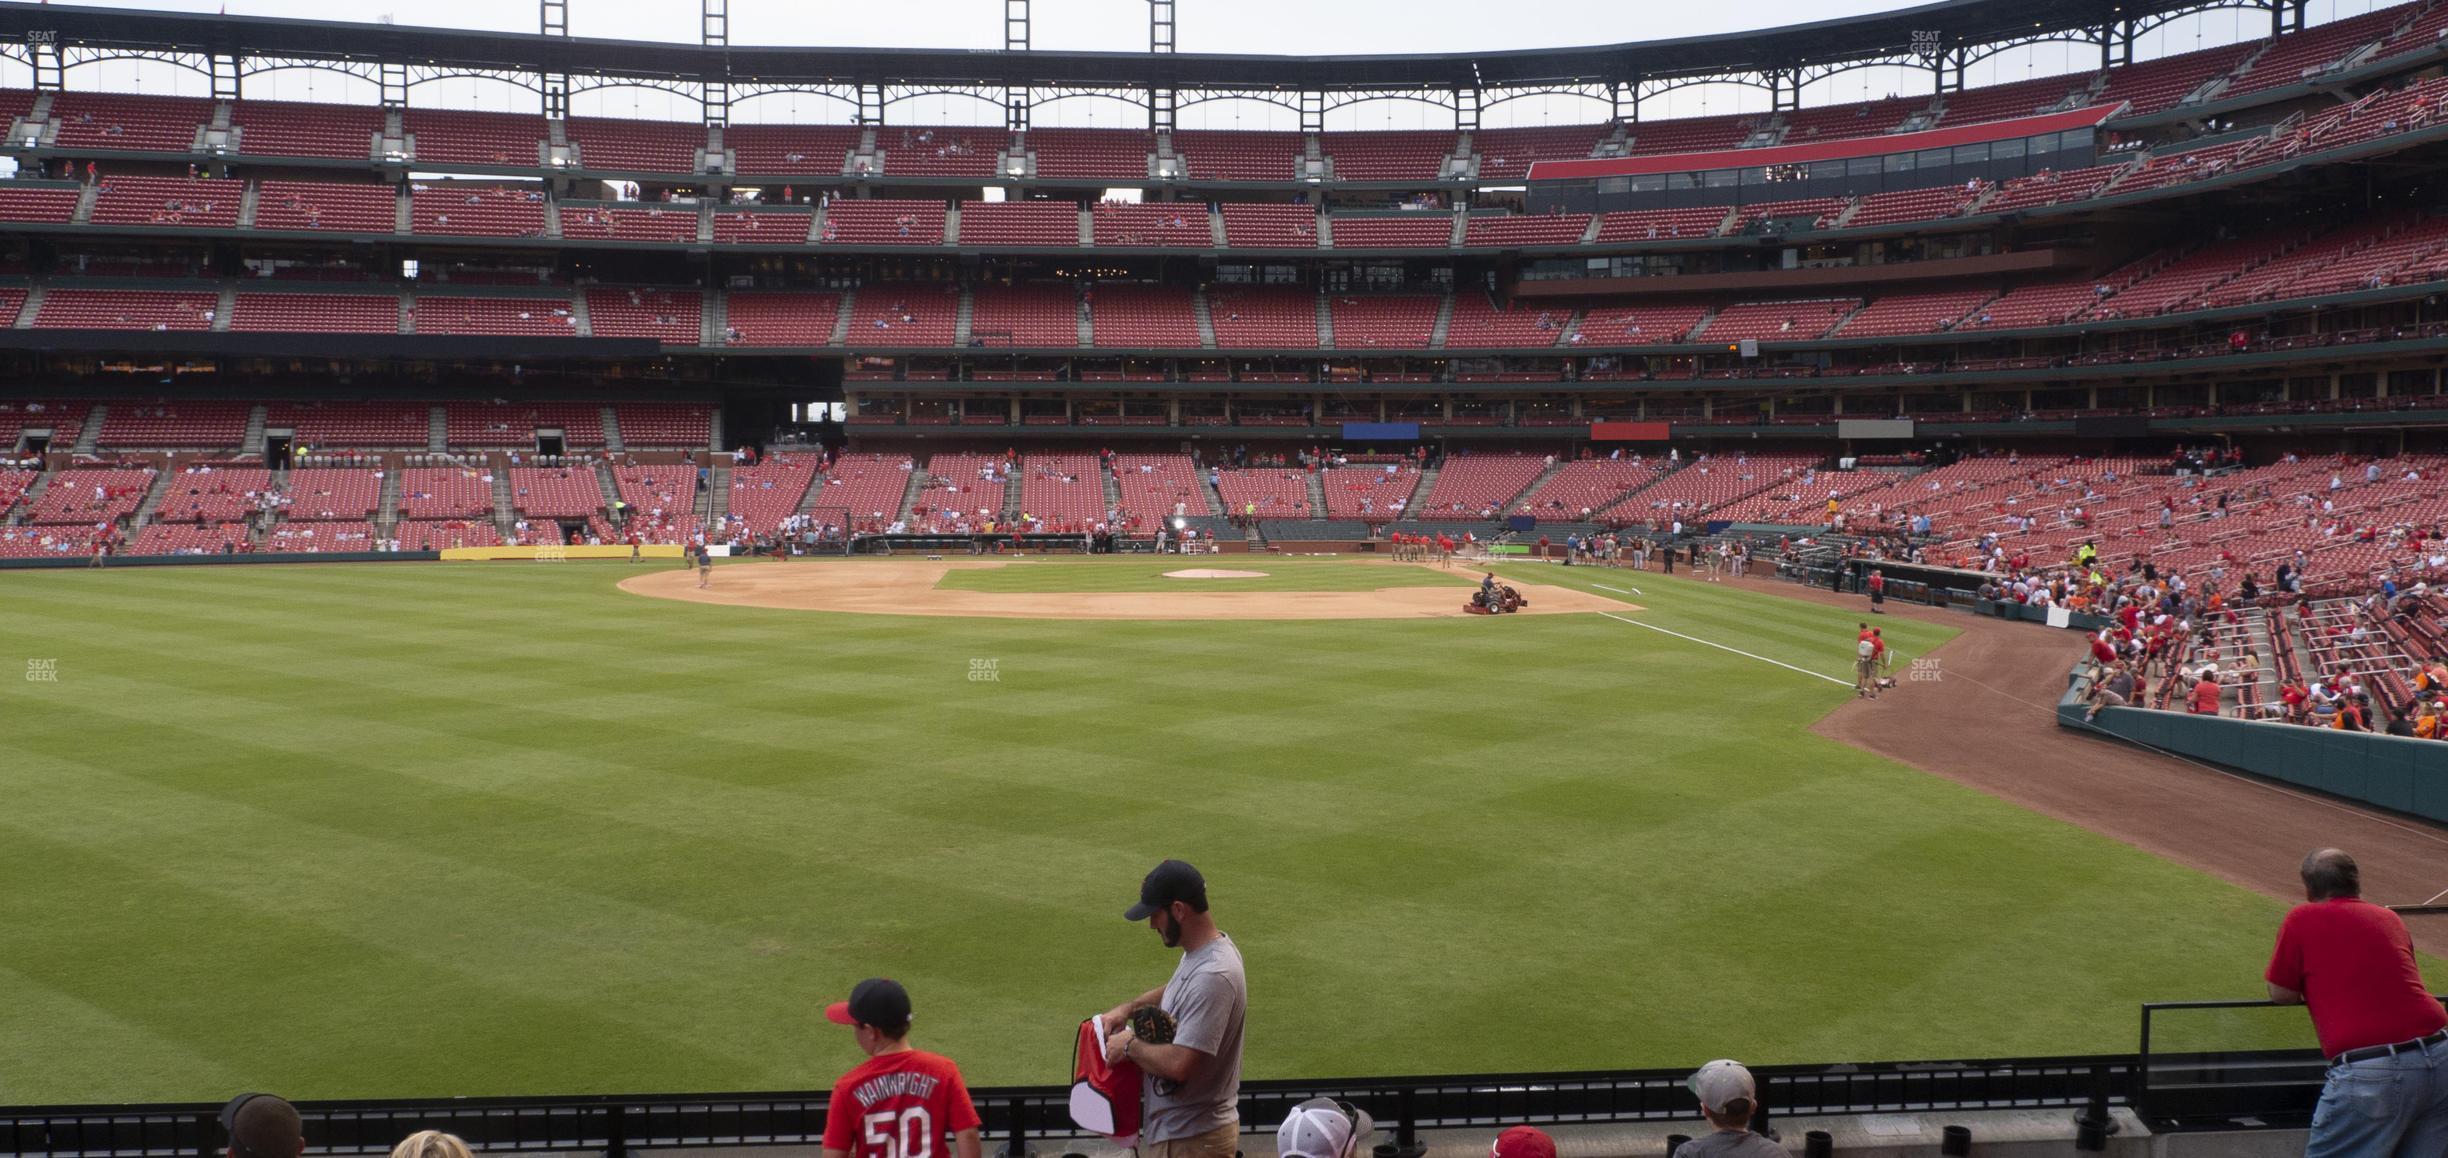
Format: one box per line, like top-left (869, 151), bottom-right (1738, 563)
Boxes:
top-left (0, 0), bottom-right (2312, 129)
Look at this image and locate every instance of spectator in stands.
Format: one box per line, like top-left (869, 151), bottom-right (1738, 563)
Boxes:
top-left (2085, 661), bottom-right (2135, 721)
top-left (1489, 1126), bottom-right (1555, 1158)
top-left (390, 1133), bottom-right (473, 1158)
top-left (1101, 859), bottom-right (1247, 1158)
top-left (821, 979), bottom-right (983, 1158)
top-left (1275, 1098), bottom-right (1373, 1158)
top-left (1674, 1060), bottom-right (1781, 1157)
top-left (221, 1094), bottom-right (304, 1158)
top-left (2265, 848), bottom-right (2448, 1156)
top-left (2187, 665), bottom-right (2222, 716)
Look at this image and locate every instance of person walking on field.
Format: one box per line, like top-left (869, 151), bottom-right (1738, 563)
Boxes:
top-left (821, 978), bottom-right (984, 1158)
top-left (2265, 848), bottom-right (2448, 1157)
top-left (696, 543), bottom-right (713, 588)
top-left (1867, 568), bottom-right (1886, 613)
top-left (1854, 627), bottom-right (1881, 699)
top-left (1101, 859), bottom-right (1247, 1158)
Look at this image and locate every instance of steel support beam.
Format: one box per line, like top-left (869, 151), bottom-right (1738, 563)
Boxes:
top-left (702, 0), bottom-right (728, 129)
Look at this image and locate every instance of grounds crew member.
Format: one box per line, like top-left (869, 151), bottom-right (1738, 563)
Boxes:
top-left (1101, 859), bottom-right (1247, 1158)
top-left (821, 978), bottom-right (983, 1158)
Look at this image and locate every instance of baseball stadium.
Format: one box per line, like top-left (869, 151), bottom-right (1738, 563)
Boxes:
top-left (3, 0), bottom-right (2448, 1153)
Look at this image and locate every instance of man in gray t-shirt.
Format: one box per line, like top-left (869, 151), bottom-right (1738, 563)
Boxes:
top-left (1674, 1060), bottom-right (1784, 1158)
top-left (1102, 859), bottom-right (1247, 1158)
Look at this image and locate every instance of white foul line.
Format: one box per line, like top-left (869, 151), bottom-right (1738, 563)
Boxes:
top-left (1598, 611), bottom-right (1852, 687)
top-left (1593, 583), bottom-right (1644, 596)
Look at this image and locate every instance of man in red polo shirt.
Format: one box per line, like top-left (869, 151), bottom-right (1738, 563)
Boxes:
top-left (2264, 848), bottom-right (2448, 1156)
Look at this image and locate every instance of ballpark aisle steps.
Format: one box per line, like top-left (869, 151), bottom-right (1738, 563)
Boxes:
top-left (1208, 206), bottom-right (1226, 248)
top-left (542, 199), bottom-right (562, 240)
top-left (130, 469), bottom-right (174, 531)
top-left (489, 465), bottom-right (516, 537)
top-left (1430, 294), bottom-right (1455, 348)
top-left (943, 201), bottom-right (961, 246)
top-left (72, 404), bottom-right (102, 455)
top-left (9, 471), bottom-right (49, 524)
top-left (70, 185), bottom-right (95, 225)
top-left (1315, 209), bottom-right (1334, 249)
top-left (1077, 205), bottom-right (1093, 246)
top-left (592, 460), bottom-right (623, 523)
top-left (1305, 469), bottom-right (1328, 518)
top-left (569, 292), bottom-right (591, 337)
top-left (426, 406), bottom-right (446, 452)
top-left (400, 288), bottom-right (417, 334)
top-left (213, 283), bottom-right (235, 331)
top-left (1192, 290), bottom-right (1217, 348)
top-left (708, 467), bottom-right (732, 526)
top-left (377, 467), bottom-right (402, 526)
top-left (1076, 291), bottom-right (1092, 346)
top-left (830, 288), bottom-right (857, 346)
top-left (598, 407), bottom-right (623, 453)
top-left (236, 181), bottom-right (259, 228)
top-left (1410, 461), bottom-right (1443, 511)
top-left (1314, 293), bottom-right (1333, 347)
top-left (700, 287), bottom-right (723, 347)
top-left (241, 405), bottom-right (267, 457)
top-left (1101, 462), bottom-right (1123, 516)
top-left (1002, 469), bottom-right (1023, 521)
top-left (1502, 458), bottom-right (1571, 516)
top-left (14, 285), bottom-right (42, 328)
top-left (954, 288), bottom-right (973, 346)
top-left (894, 464), bottom-right (927, 525)
top-left (393, 186), bottom-right (411, 233)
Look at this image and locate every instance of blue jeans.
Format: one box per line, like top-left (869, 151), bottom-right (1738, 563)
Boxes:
top-left (2305, 1037), bottom-right (2448, 1158)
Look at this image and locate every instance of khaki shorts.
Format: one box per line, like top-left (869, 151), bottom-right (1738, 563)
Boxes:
top-left (1140, 1122), bottom-right (1238, 1158)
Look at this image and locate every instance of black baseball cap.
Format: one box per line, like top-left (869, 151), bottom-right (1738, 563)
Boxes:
top-left (825, 977), bottom-right (913, 1028)
top-left (1125, 859), bottom-right (1207, 921)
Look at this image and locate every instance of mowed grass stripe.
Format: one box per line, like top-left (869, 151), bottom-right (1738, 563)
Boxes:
top-left (0, 560), bottom-right (2430, 1103)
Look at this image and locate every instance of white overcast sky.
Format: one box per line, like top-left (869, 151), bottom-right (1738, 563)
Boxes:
top-left (14, 0), bottom-right (2409, 128)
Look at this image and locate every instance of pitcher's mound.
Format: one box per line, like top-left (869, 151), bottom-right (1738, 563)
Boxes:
top-left (1164, 568), bottom-right (1269, 579)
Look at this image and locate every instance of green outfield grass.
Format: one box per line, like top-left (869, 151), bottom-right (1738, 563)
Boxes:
top-left (935, 557), bottom-right (1474, 593)
top-left (0, 557), bottom-right (2425, 1104)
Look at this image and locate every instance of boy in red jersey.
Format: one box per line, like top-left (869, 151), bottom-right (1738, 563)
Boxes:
top-left (822, 979), bottom-right (983, 1158)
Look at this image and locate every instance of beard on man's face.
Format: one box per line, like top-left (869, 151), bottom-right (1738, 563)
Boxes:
top-left (1158, 910), bottom-right (1183, 948)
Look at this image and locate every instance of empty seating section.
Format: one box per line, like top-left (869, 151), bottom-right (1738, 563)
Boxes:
top-left (1594, 207), bottom-right (1730, 241)
top-left (129, 521), bottom-right (250, 555)
top-left (1220, 204), bottom-right (1317, 248)
top-left (507, 466), bottom-right (604, 519)
top-left (1111, 454), bottom-right (1206, 525)
top-left (445, 402), bottom-right (604, 448)
top-left (0, 402), bottom-right (82, 450)
top-left (36, 289), bottom-right (217, 330)
top-left (2093, 234), bottom-right (2296, 317)
top-left (97, 401), bottom-right (249, 448)
top-left (1937, 75), bottom-right (2091, 126)
top-left (1027, 128), bottom-right (1152, 180)
top-left (279, 469), bottom-right (382, 519)
top-left (712, 208), bottom-right (810, 243)
top-left (1207, 287), bottom-right (1318, 348)
top-left (2376, 2), bottom-right (2448, 60)
top-left (1329, 215), bottom-right (1453, 248)
top-left (396, 467), bottom-right (495, 518)
top-left (725, 459), bottom-right (817, 533)
top-left (406, 110), bottom-right (546, 167)
top-left (1984, 165), bottom-right (2123, 213)
top-left (410, 185), bottom-right (547, 237)
top-left (559, 204), bottom-right (700, 242)
top-left (722, 291), bottom-right (841, 346)
top-left (609, 464), bottom-right (698, 535)
top-left (260, 520), bottom-right (376, 551)
top-left (1625, 113), bottom-right (1755, 154)
top-left (50, 92), bottom-right (208, 152)
top-left (230, 292), bottom-right (399, 333)
top-left (233, 100), bottom-right (382, 159)
top-left (2298, 75), bottom-right (2448, 152)
top-left (413, 295), bottom-right (576, 336)
top-left (1214, 468), bottom-right (1313, 520)
top-left (1319, 466), bottom-right (1420, 519)
top-left (2225, 7), bottom-right (2402, 97)
top-left (1733, 198), bottom-right (1846, 231)
top-left (1416, 455), bottom-right (1546, 518)
top-left (727, 124), bottom-right (861, 175)
top-left (90, 175), bottom-right (243, 228)
top-left (1782, 96), bottom-right (1930, 142)
top-left (910, 453), bottom-right (1005, 529)
top-left (805, 454), bottom-right (913, 527)
top-left (612, 404), bottom-right (712, 448)
top-left (1845, 186), bottom-right (1978, 228)
top-left (1089, 285), bottom-right (1200, 347)
top-left (1444, 296), bottom-right (1568, 347)
top-left (1092, 202), bottom-right (1211, 246)
top-left (28, 468), bottom-right (155, 524)
top-left (1835, 289), bottom-right (1994, 337)
top-left (1321, 131), bottom-right (1455, 181)
top-left (1700, 298), bottom-right (1857, 342)
top-left (1470, 124), bottom-right (1609, 181)
top-left (2109, 140), bottom-right (2262, 195)
top-left (584, 287), bottom-right (701, 341)
top-left (255, 180), bottom-right (398, 232)
top-left (269, 404), bottom-right (427, 449)
top-left (1330, 295), bottom-right (1440, 349)
top-left (1463, 213), bottom-right (1591, 247)
top-left (2213, 214), bottom-right (2448, 303)
top-left (1956, 280), bottom-right (2101, 329)
top-left (152, 468), bottom-right (273, 523)
top-left (846, 283), bottom-right (960, 345)
top-left (1613, 453), bottom-right (1822, 522)
top-left (2096, 43), bottom-right (2255, 114)
top-left (877, 126), bottom-right (1005, 177)
top-left (1017, 454), bottom-right (1106, 527)
top-left (568, 117), bottom-right (703, 173)
top-left (390, 520), bottom-right (496, 549)
top-left (1582, 304), bottom-right (1710, 344)
top-left (958, 201), bottom-right (1078, 246)
top-left (0, 184), bottom-right (81, 224)
top-left (969, 284), bottom-right (1079, 347)
top-left (0, 288), bottom-right (28, 328)
top-left (1172, 131), bottom-right (1302, 181)
top-left (1519, 459), bottom-right (1675, 520)
top-left (822, 199), bottom-right (946, 244)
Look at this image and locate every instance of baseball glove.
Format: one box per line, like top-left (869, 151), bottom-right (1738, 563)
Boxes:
top-left (1129, 1005), bottom-right (1177, 1045)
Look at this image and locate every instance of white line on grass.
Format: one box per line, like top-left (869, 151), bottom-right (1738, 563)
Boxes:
top-left (1597, 611), bottom-right (1851, 687)
top-left (1592, 583), bottom-right (1644, 596)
